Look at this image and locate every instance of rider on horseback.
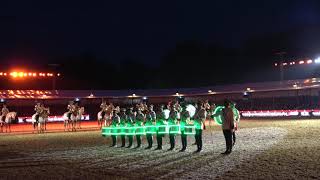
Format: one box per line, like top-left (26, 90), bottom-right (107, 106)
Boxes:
top-left (67, 101), bottom-right (74, 120)
top-left (100, 100), bottom-right (107, 120)
top-left (40, 104), bottom-right (50, 120)
top-left (73, 102), bottom-right (80, 116)
top-left (1, 104), bottom-right (9, 122)
top-left (34, 103), bottom-right (43, 123)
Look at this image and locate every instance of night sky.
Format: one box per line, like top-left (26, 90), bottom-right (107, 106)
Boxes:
top-left (1, 0), bottom-right (320, 89)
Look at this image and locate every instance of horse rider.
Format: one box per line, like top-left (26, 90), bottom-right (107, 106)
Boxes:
top-left (1, 104), bottom-right (9, 122)
top-left (67, 101), bottom-right (74, 121)
top-left (100, 100), bottom-right (108, 119)
top-left (34, 102), bottom-right (43, 123)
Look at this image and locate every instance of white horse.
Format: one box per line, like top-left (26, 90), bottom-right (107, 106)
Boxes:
top-left (75, 107), bottom-right (85, 130)
top-left (1, 112), bottom-right (17, 133)
top-left (0, 115), bottom-right (4, 132)
top-left (63, 112), bottom-right (72, 131)
top-left (97, 110), bottom-right (113, 129)
top-left (63, 107), bottom-right (84, 132)
top-left (31, 113), bottom-right (46, 133)
top-left (97, 110), bottom-right (106, 129)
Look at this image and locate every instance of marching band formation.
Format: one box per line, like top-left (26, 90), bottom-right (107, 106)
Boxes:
top-left (0, 98), bottom-right (239, 154)
top-left (99, 99), bottom-right (240, 154)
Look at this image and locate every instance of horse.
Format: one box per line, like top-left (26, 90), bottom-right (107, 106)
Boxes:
top-left (1, 112), bottom-right (17, 133)
top-left (97, 109), bottom-right (112, 129)
top-left (75, 107), bottom-right (85, 130)
top-left (0, 115), bottom-right (4, 132)
top-left (97, 110), bottom-right (106, 129)
top-left (31, 113), bottom-right (46, 133)
top-left (63, 112), bottom-right (72, 131)
top-left (63, 107), bottom-right (84, 132)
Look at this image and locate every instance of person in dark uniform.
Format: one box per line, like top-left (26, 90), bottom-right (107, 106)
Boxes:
top-left (155, 105), bottom-right (166, 150)
top-left (135, 108), bottom-right (145, 148)
top-left (192, 103), bottom-right (198, 146)
top-left (145, 105), bottom-right (156, 149)
top-left (126, 107), bottom-right (135, 148)
top-left (231, 102), bottom-right (240, 146)
top-left (193, 102), bottom-right (207, 152)
top-left (168, 104), bottom-right (178, 151)
top-left (212, 99), bottom-right (235, 154)
top-left (111, 109), bottom-right (120, 147)
top-left (180, 104), bottom-right (190, 152)
top-left (119, 108), bottom-right (127, 147)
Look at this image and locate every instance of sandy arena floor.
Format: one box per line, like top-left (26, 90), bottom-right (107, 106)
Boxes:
top-left (0, 119), bottom-right (319, 179)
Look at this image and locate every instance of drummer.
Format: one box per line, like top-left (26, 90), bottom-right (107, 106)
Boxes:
top-left (126, 107), bottom-right (135, 148)
top-left (168, 102), bottom-right (179, 151)
top-left (119, 108), bottom-right (127, 147)
top-left (155, 105), bottom-right (166, 150)
top-left (145, 105), bottom-right (156, 149)
top-left (110, 109), bottom-right (120, 147)
top-left (179, 104), bottom-right (190, 152)
top-left (135, 107), bottom-right (145, 148)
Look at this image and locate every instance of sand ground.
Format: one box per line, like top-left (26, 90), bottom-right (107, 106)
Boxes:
top-left (0, 119), bottom-right (319, 180)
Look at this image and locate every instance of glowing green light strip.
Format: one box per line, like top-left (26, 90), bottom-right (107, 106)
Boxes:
top-left (101, 124), bottom-right (196, 136)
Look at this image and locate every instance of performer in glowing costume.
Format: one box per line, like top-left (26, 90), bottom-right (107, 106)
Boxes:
top-left (119, 108), bottom-right (127, 147)
top-left (111, 109), bottom-right (120, 147)
top-left (180, 104), bottom-right (190, 152)
top-left (193, 102), bottom-right (207, 152)
top-left (145, 105), bottom-right (156, 149)
top-left (126, 107), bottom-right (135, 148)
top-left (168, 103), bottom-right (178, 151)
top-left (155, 105), bottom-right (166, 150)
top-left (135, 108), bottom-right (145, 148)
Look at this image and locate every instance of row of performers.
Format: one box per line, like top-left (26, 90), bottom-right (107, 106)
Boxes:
top-left (101, 101), bottom-right (209, 152)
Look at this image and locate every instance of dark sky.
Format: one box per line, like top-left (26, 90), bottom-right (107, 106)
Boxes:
top-left (1, 0), bottom-right (320, 89)
top-left (1, 1), bottom-right (320, 63)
